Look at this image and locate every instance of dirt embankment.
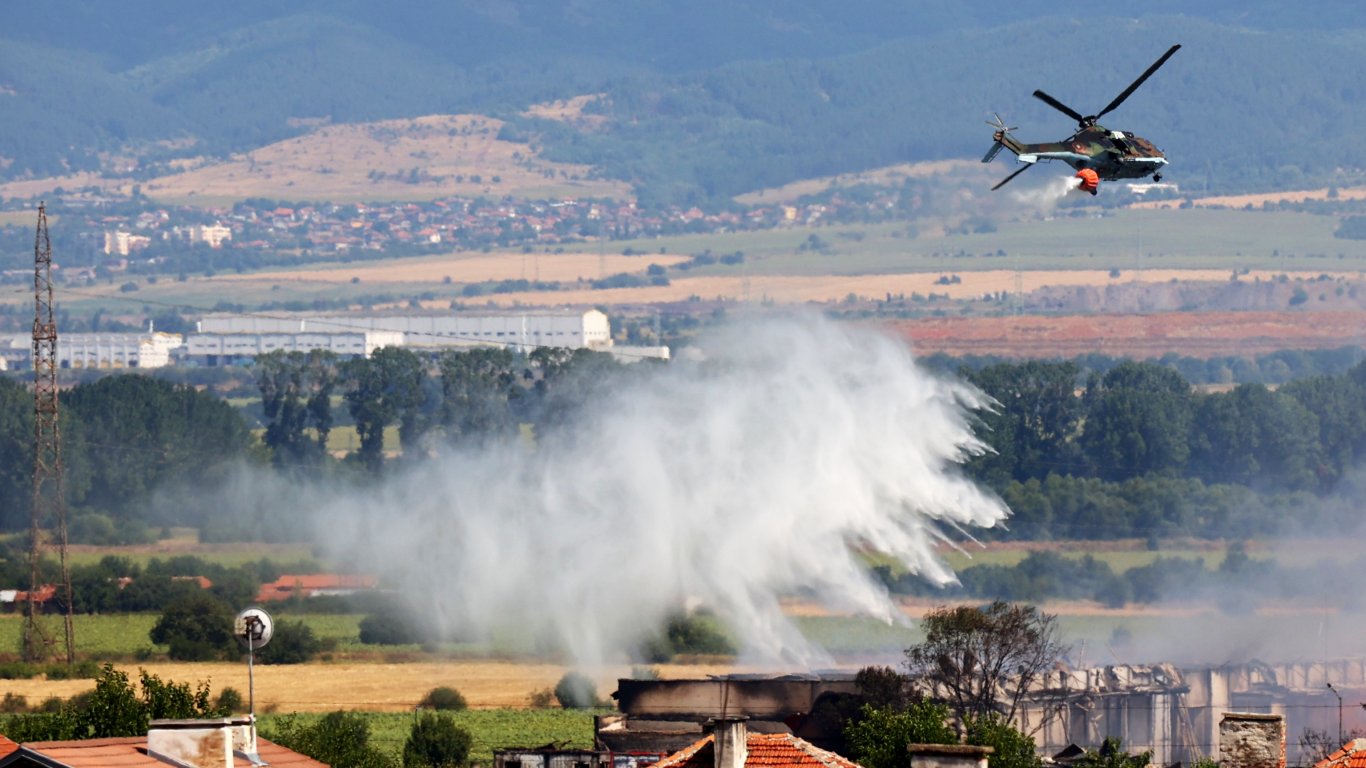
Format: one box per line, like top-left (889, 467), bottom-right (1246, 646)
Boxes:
top-left (888, 310), bottom-right (1366, 359)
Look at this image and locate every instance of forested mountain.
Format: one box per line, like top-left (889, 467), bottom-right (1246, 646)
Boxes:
top-left (1, 1), bottom-right (1363, 204)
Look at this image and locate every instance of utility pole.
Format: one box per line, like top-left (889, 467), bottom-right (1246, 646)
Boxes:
top-left (25, 202), bottom-right (74, 663)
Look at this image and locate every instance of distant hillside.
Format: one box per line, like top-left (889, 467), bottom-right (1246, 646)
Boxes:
top-left (1, 1), bottom-right (1363, 205)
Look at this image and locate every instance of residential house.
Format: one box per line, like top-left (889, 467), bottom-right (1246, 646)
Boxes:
top-left (255, 573), bottom-right (379, 602)
top-left (649, 718), bottom-right (861, 768)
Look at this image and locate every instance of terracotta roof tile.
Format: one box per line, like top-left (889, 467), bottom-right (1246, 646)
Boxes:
top-left (0, 734), bottom-right (17, 759)
top-left (1316, 738), bottom-right (1366, 768)
top-left (655, 733), bottom-right (861, 768)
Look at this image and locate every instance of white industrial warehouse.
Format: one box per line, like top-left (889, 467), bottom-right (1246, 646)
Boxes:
top-left (0, 309), bottom-right (667, 370)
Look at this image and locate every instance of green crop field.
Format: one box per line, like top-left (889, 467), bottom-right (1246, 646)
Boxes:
top-left (257, 708), bottom-right (606, 765)
top-left (255, 707), bottom-right (603, 765)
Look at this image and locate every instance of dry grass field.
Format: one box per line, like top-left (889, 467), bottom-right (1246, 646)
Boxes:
top-left (734, 160), bottom-right (984, 205)
top-left (0, 659), bottom-right (743, 713)
top-left (408, 268), bottom-right (1352, 307)
top-left (1131, 185), bottom-right (1366, 209)
top-left (217, 251), bottom-right (691, 286)
top-left (0, 115), bottom-right (631, 205)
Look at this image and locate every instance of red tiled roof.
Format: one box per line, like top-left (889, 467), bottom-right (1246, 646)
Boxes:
top-left (0, 734), bottom-right (17, 760)
top-left (655, 733), bottom-right (862, 768)
top-left (1316, 738), bottom-right (1366, 768)
top-left (255, 573), bottom-right (378, 602)
top-left (7, 735), bottom-right (328, 767)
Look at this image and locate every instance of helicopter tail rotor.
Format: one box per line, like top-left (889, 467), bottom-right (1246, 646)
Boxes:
top-left (982, 113), bottom-right (1018, 163)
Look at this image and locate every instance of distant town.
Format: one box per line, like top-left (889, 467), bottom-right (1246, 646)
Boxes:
top-left (1, 191), bottom-right (911, 283)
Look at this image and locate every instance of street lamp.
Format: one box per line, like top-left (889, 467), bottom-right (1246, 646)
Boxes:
top-left (1328, 682), bottom-right (1343, 746)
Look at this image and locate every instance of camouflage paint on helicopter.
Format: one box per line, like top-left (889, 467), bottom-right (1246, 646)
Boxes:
top-left (983, 44), bottom-right (1180, 193)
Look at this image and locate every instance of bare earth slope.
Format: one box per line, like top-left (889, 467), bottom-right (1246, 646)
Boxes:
top-left (888, 311), bottom-right (1366, 358)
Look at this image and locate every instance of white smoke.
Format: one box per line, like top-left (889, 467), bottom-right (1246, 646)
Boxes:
top-left (315, 313), bottom-right (1010, 666)
top-left (1008, 174), bottom-right (1084, 210)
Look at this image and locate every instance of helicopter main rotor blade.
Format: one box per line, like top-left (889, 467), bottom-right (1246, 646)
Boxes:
top-left (992, 163), bottom-right (1033, 191)
top-left (1032, 90), bottom-right (1087, 125)
top-left (1094, 44), bottom-right (1181, 123)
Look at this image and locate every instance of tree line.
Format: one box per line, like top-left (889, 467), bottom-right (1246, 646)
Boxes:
top-left (963, 357), bottom-right (1366, 507)
top-left (3, 349), bottom-right (1366, 546)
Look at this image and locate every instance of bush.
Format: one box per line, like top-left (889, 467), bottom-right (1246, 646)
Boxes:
top-left (150, 593), bottom-right (235, 661)
top-left (267, 711), bottom-right (395, 768)
top-left (418, 687), bottom-right (468, 712)
top-left (403, 712), bottom-right (471, 768)
top-left (553, 671), bottom-right (598, 709)
top-left (256, 619), bottom-right (322, 664)
top-left (215, 687), bottom-right (244, 715)
top-left (358, 606), bottom-right (427, 646)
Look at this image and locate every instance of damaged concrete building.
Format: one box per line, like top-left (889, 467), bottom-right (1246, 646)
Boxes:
top-left (599, 661), bottom-right (1366, 768)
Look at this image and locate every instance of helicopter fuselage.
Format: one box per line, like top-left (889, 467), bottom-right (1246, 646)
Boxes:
top-left (994, 123), bottom-right (1167, 182)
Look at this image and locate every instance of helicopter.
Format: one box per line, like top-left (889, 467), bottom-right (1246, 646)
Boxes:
top-left (983, 44), bottom-right (1180, 195)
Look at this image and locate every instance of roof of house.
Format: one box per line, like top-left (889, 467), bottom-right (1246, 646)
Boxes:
top-left (654, 733), bottom-right (862, 768)
top-left (0, 735), bottom-right (17, 760)
top-left (255, 573), bottom-right (378, 602)
top-left (0, 735), bottom-right (327, 767)
top-left (1316, 739), bottom-right (1366, 768)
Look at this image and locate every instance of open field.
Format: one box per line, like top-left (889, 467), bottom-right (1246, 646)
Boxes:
top-left (217, 251), bottom-right (691, 286)
top-left (256, 708), bottom-right (604, 766)
top-left (888, 310), bottom-right (1366, 358)
top-left (0, 115), bottom-right (632, 205)
top-left (3, 206), bottom-right (1363, 320)
top-left (1132, 185), bottom-right (1366, 210)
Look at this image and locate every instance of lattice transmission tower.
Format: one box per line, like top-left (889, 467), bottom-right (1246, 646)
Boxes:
top-left (24, 202), bottom-right (74, 663)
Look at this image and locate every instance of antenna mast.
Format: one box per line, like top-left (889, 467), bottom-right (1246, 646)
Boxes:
top-left (25, 202), bottom-right (74, 663)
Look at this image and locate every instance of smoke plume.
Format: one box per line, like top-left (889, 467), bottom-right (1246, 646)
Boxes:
top-left (315, 313), bottom-right (1009, 665)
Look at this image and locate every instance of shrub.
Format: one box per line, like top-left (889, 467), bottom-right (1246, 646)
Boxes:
top-left (418, 687), bottom-right (467, 712)
top-left (553, 671), bottom-right (598, 709)
top-left (268, 711), bottom-right (395, 768)
top-left (257, 619), bottom-right (322, 664)
top-left (403, 712), bottom-right (471, 768)
top-left (150, 593), bottom-right (235, 661)
top-left (358, 606), bottom-right (427, 646)
top-left (215, 687), bottom-right (244, 715)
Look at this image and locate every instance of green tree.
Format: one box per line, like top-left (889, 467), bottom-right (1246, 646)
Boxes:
top-left (65, 374), bottom-right (250, 515)
top-left (0, 377), bottom-right (33, 530)
top-left (844, 700), bottom-right (955, 768)
top-left (256, 350), bottom-right (339, 471)
top-left (966, 361), bottom-right (1084, 485)
top-left (904, 601), bottom-right (1067, 735)
top-left (1071, 737), bottom-right (1151, 768)
top-left (965, 714), bottom-right (1041, 768)
top-left (418, 687), bottom-right (468, 711)
top-left (256, 619), bottom-right (322, 664)
top-left (438, 347), bottom-right (518, 445)
top-left (1281, 371), bottom-right (1366, 487)
top-left (80, 664), bottom-right (149, 738)
top-left (344, 347), bottom-right (428, 473)
top-left (403, 712), bottom-right (472, 768)
top-left (1189, 384), bottom-right (1321, 490)
top-left (267, 710), bottom-right (396, 768)
top-left (1080, 362), bottom-right (1193, 480)
top-left (149, 592), bottom-right (235, 661)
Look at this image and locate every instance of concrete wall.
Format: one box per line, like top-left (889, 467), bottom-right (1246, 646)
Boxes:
top-left (1220, 713), bottom-right (1285, 768)
top-left (614, 677), bottom-right (859, 721)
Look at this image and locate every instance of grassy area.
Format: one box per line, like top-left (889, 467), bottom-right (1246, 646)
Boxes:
top-left (9, 205), bottom-right (1361, 318)
top-left (257, 708), bottom-right (605, 766)
top-left (62, 542), bottom-right (318, 570)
